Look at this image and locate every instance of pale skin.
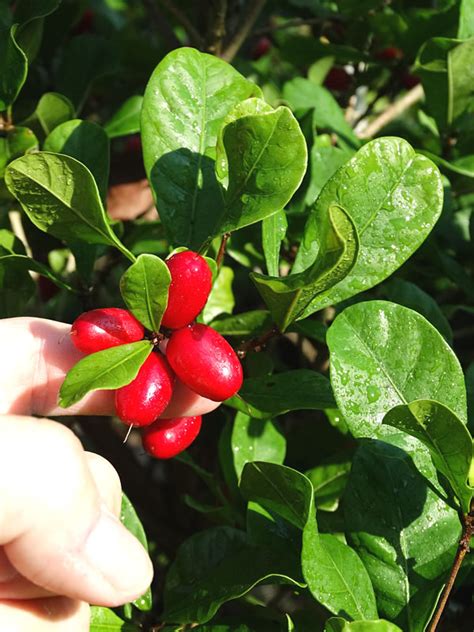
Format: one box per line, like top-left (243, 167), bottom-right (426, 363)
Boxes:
top-left (0, 317), bottom-right (220, 631)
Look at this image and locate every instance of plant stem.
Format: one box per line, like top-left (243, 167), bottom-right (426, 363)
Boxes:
top-left (221, 0), bottom-right (267, 62)
top-left (426, 507), bottom-right (474, 632)
top-left (237, 325), bottom-right (280, 358)
top-left (207, 0), bottom-right (228, 55)
top-left (216, 232), bottom-right (231, 268)
top-left (158, 0), bottom-right (203, 48)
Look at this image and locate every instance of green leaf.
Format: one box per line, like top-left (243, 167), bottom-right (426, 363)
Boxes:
top-left (120, 494), bottom-right (152, 612)
top-left (343, 440), bottom-right (460, 631)
top-left (57, 34), bottom-right (118, 111)
top-left (141, 47), bottom-right (260, 249)
top-left (120, 254), bottom-right (171, 332)
top-left (5, 152), bottom-right (134, 261)
top-left (43, 119), bottom-right (110, 201)
top-left (252, 204), bottom-right (358, 330)
top-left (262, 209), bottom-right (288, 277)
top-left (383, 400), bottom-right (473, 512)
top-left (0, 126), bottom-right (38, 178)
top-left (0, 253), bottom-right (74, 293)
top-left (231, 413), bottom-right (286, 481)
top-left (218, 106), bottom-right (307, 234)
top-left (104, 95), bottom-right (143, 138)
top-left (13, 0), bottom-right (61, 63)
top-left (0, 253), bottom-right (35, 316)
top-left (59, 340), bottom-right (153, 408)
top-left (420, 149), bottom-right (474, 178)
top-left (90, 606), bottom-right (140, 631)
top-left (325, 618), bottom-right (402, 632)
top-left (306, 457), bottom-right (351, 511)
top-left (459, 0), bottom-right (474, 38)
top-left (383, 278), bottom-right (452, 343)
top-left (210, 310), bottom-right (272, 337)
top-left (0, 25), bottom-right (28, 110)
top-left (283, 78), bottom-right (360, 152)
top-left (201, 266), bottom-right (235, 324)
top-left (305, 137), bottom-right (354, 206)
top-left (163, 526), bottom-right (304, 624)
top-left (293, 138), bottom-right (443, 310)
top-left (327, 300), bottom-right (466, 438)
top-left (302, 533), bottom-right (378, 620)
top-left (240, 462), bottom-right (314, 530)
top-left (21, 92), bottom-right (75, 139)
top-left (226, 370), bottom-right (336, 419)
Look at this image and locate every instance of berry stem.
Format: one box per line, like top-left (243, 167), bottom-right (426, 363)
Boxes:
top-left (237, 324), bottom-right (280, 358)
top-left (216, 232), bottom-right (231, 269)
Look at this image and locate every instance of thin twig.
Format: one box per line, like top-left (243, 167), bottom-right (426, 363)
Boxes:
top-left (254, 16), bottom-right (323, 35)
top-left (237, 325), bottom-right (280, 358)
top-left (142, 0), bottom-right (181, 50)
top-left (158, 0), bottom-right (203, 48)
top-left (216, 232), bottom-right (231, 269)
top-left (221, 0), bottom-right (267, 62)
top-left (357, 83), bottom-right (424, 139)
top-left (207, 0), bottom-right (228, 55)
top-left (427, 508), bottom-right (474, 632)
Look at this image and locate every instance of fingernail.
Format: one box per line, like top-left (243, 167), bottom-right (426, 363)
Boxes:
top-left (83, 507), bottom-right (153, 602)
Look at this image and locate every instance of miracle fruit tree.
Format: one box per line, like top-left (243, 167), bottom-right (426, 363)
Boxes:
top-left (1, 3), bottom-right (474, 629)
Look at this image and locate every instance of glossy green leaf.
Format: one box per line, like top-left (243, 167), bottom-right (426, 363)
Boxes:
top-left (104, 95), bottom-right (143, 138)
top-left (325, 618), bottom-right (402, 632)
top-left (459, 0), bottom-right (474, 38)
top-left (120, 494), bottom-right (152, 612)
top-left (0, 253), bottom-right (74, 292)
top-left (5, 152), bottom-right (134, 261)
top-left (283, 78), bottom-right (360, 151)
top-left (210, 310), bottom-right (272, 337)
top-left (306, 457), bottom-right (351, 511)
top-left (218, 106), bottom-right (307, 234)
top-left (0, 126), bottom-right (38, 178)
top-left (120, 254), bottom-right (171, 332)
top-left (44, 119), bottom-right (110, 200)
top-left (0, 25), bottom-right (28, 110)
top-left (59, 340), bottom-right (152, 408)
top-left (252, 204), bottom-right (358, 330)
top-left (383, 400), bottom-right (473, 512)
top-left (262, 209), bottom-right (288, 277)
top-left (14, 0), bottom-right (61, 63)
top-left (302, 533), bottom-right (378, 620)
top-left (383, 278), bottom-right (452, 343)
top-left (201, 266), bottom-right (235, 324)
top-left (89, 606), bottom-right (139, 631)
top-left (305, 137), bottom-right (354, 206)
top-left (327, 301), bottom-right (466, 438)
top-left (226, 370), bottom-right (335, 419)
top-left (289, 318), bottom-right (327, 343)
top-left (231, 413), bottom-right (286, 480)
top-left (141, 47), bottom-right (260, 249)
top-left (21, 92), bottom-right (75, 139)
top-left (293, 138), bottom-right (443, 310)
top-left (343, 440), bottom-right (460, 631)
top-left (240, 462), bottom-right (314, 530)
top-left (163, 526), bottom-right (304, 624)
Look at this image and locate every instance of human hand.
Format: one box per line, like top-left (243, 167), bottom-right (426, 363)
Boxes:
top-left (0, 317), bottom-right (220, 631)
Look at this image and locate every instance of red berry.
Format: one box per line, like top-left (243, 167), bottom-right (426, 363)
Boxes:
top-left (166, 323), bottom-right (243, 401)
top-left (115, 352), bottom-right (175, 426)
top-left (401, 72), bottom-right (420, 89)
top-left (324, 67), bottom-right (352, 92)
top-left (251, 36), bottom-right (271, 60)
top-left (73, 9), bottom-right (94, 35)
top-left (71, 308), bottom-right (144, 354)
top-left (142, 415), bottom-right (202, 459)
top-left (375, 46), bottom-right (404, 61)
top-left (161, 251), bottom-right (213, 329)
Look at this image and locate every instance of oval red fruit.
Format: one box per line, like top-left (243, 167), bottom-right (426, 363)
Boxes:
top-left (161, 251), bottom-right (212, 329)
top-left (142, 415), bottom-right (202, 459)
top-left (115, 352), bottom-right (175, 426)
top-left (71, 308), bottom-right (144, 354)
top-left (324, 67), bottom-right (352, 92)
top-left (166, 324), bottom-right (243, 401)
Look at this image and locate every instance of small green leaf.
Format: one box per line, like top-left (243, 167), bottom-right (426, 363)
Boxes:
top-left (325, 618), bottom-right (402, 632)
top-left (327, 301), bottom-right (466, 438)
top-left (0, 126), bottom-right (38, 178)
top-left (252, 204), bottom-right (358, 330)
top-left (303, 533), bottom-right (378, 621)
top-left (141, 47), bottom-right (260, 249)
top-left (459, 0), bottom-right (474, 38)
top-left (0, 253), bottom-right (75, 292)
top-left (5, 152), bottom-right (134, 261)
top-left (226, 370), bottom-right (335, 419)
top-left (13, 0), bottom-right (61, 63)
top-left (383, 400), bottom-right (473, 512)
top-left (21, 92), bottom-right (75, 139)
top-left (120, 494), bottom-right (152, 612)
top-left (89, 606), bottom-right (140, 631)
top-left (59, 340), bottom-right (153, 408)
top-left (306, 457), bottom-right (351, 511)
top-left (210, 310), bottom-right (272, 337)
top-left (305, 136), bottom-right (354, 206)
top-left (262, 209), bottom-right (288, 277)
top-left (201, 266), bottom-right (235, 324)
top-left (0, 25), bottom-right (28, 110)
top-left (120, 254), bottom-right (171, 332)
top-left (293, 138), bottom-right (443, 311)
top-left (44, 119), bottom-right (110, 201)
top-left (218, 106), bottom-right (307, 234)
top-left (104, 95), bottom-right (143, 138)
top-left (231, 413), bottom-right (286, 480)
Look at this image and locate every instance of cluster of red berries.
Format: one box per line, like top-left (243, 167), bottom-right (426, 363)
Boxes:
top-left (70, 251), bottom-right (243, 459)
